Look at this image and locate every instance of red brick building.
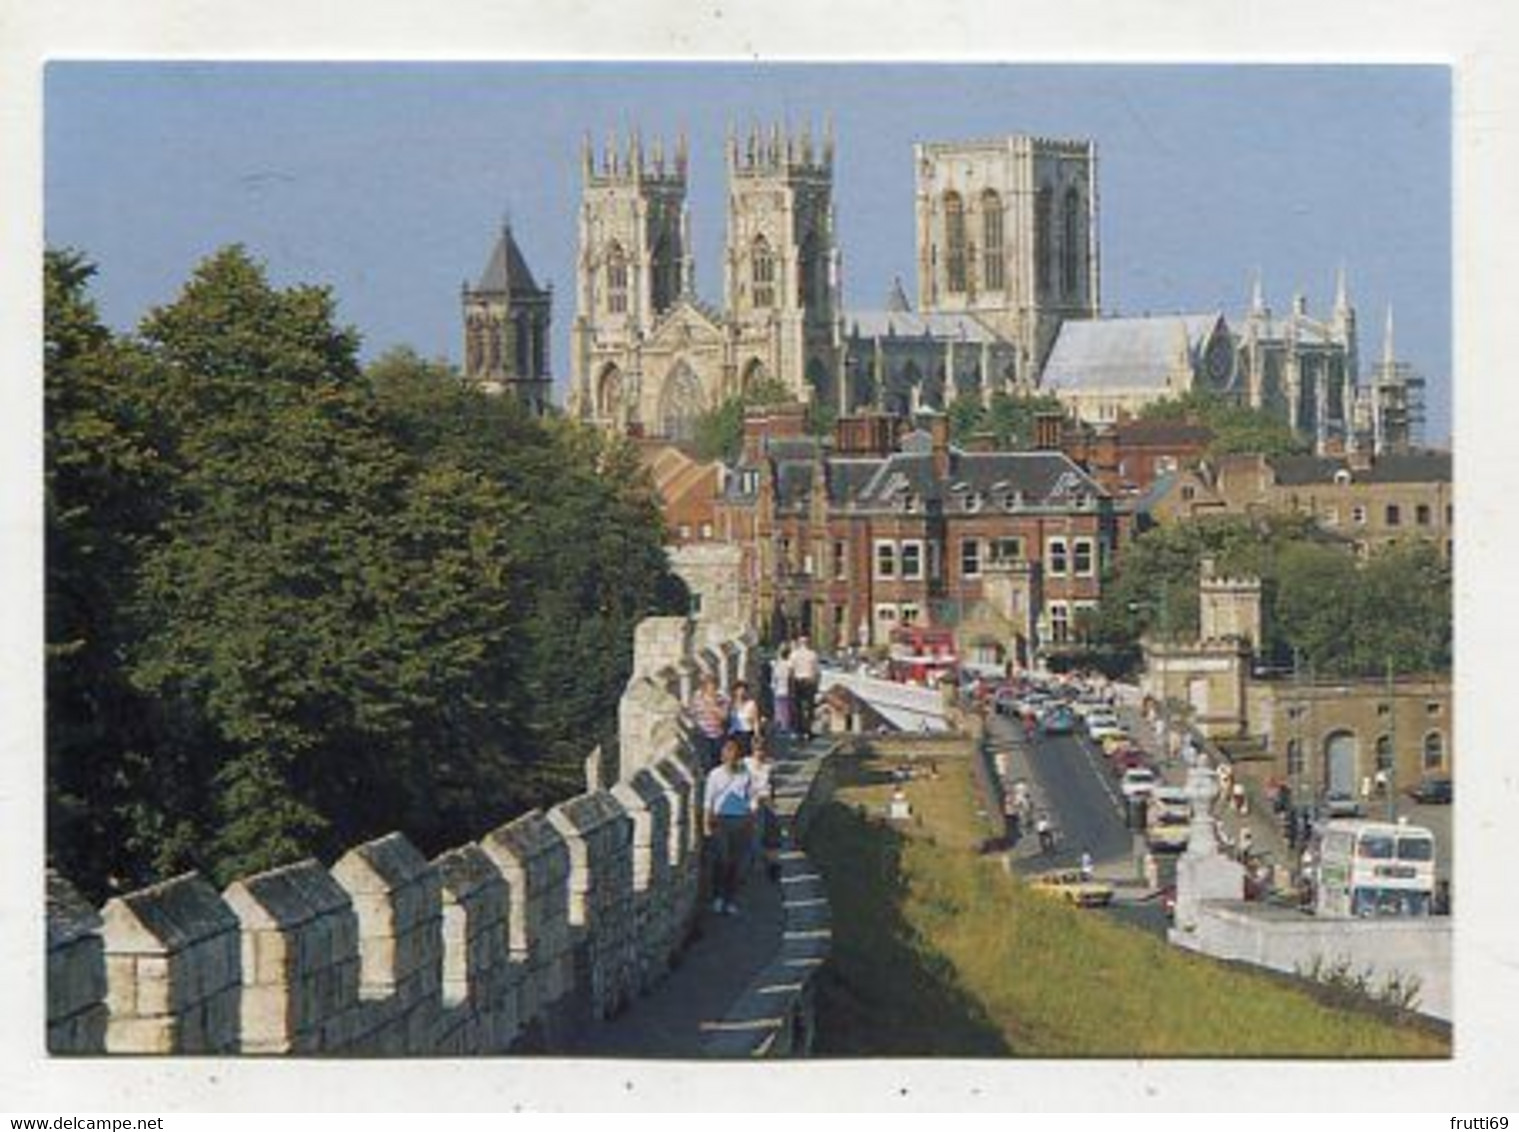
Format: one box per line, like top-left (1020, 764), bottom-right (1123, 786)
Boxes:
top-left (715, 412), bottom-right (1117, 667)
top-left (1056, 415), bottom-right (1214, 497)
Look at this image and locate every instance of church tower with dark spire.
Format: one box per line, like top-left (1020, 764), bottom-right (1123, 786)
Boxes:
top-left (462, 221), bottom-right (553, 415)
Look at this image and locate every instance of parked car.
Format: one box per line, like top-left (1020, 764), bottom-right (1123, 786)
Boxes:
top-left (1087, 717), bottom-right (1126, 743)
top-left (1146, 810), bottom-right (1191, 852)
top-left (1408, 776), bottom-right (1453, 804)
top-left (1120, 767), bottom-right (1159, 801)
top-left (1043, 705), bottom-right (1078, 735)
top-left (1322, 791), bottom-right (1363, 818)
top-left (1029, 869), bottom-right (1114, 908)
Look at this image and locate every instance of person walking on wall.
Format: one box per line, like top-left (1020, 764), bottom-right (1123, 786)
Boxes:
top-left (771, 645), bottom-right (794, 738)
top-left (746, 734), bottom-right (782, 882)
top-left (704, 738), bottom-right (755, 915)
top-left (730, 680), bottom-right (760, 758)
top-left (789, 635), bottom-right (820, 744)
top-left (688, 674), bottom-right (730, 771)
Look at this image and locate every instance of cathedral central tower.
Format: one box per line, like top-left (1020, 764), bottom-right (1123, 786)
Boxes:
top-left (915, 135), bottom-right (1099, 380)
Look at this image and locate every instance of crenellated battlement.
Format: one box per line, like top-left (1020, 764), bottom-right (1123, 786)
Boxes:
top-left (46, 614), bottom-right (757, 1057)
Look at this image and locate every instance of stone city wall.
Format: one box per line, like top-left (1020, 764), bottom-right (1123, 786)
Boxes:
top-left (1172, 901), bottom-right (1452, 1022)
top-left (46, 615), bottom-right (757, 1056)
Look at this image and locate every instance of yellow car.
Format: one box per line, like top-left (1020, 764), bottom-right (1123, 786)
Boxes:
top-left (1029, 869), bottom-right (1115, 908)
top-left (1145, 812), bottom-right (1191, 852)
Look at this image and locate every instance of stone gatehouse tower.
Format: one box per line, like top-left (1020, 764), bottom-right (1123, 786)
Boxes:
top-left (914, 135), bottom-right (1100, 380)
top-left (569, 124), bottom-right (841, 441)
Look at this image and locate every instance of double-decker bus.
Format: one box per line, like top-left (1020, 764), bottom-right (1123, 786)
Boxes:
top-left (886, 625), bottom-right (959, 687)
top-left (1313, 819), bottom-right (1437, 918)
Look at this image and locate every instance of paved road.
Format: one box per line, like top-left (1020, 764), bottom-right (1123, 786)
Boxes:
top-left (988, 710), bottom-right (1172, 933)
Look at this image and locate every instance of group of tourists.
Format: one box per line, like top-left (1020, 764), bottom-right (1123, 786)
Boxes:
top-left (687, 638), bottom-right (822, 917)
top-left (701, 734), bottom-right (780, 915)
top-left (767, 635), bottom-right (820, 744)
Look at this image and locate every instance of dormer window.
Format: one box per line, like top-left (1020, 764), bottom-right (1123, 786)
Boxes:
top-left (965, 492), bottom-right (983, 513)
top-left (1334, 468), bottom-right (1352, 486)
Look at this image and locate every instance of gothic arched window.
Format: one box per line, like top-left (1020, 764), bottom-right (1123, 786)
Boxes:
top-left (651, 233), bottom-right (678, 314)
top-left (752, 235), bottom-right (775, 309)
top-left (982, 190), bottom-right (1004, 292)
top-left (798, 231), bottom-right (821, 310)
top-left (606, 242), bottom-right (628, 315)
top-left (465, 313), bottom-right (485, 376)
top-left (485, 323), bottom-right (501, 372)
top-left (944, 192), bottom-right (967, 295)
top-left (1061, 186), bottom-right (1082, 299)
top-left (1035, 186), bottom-right (1053, 295)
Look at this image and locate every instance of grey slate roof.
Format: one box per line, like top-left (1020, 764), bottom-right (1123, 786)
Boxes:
top-left (1270, 450), bottom-right (1451, 486)
top-left (475, 225), bottom-right (543, 295)
top-left (844, 309), bottom-right (1003, 343)
top-left (1041, 314), bottom-right (1222, 391)
top-left (761, 447), bottom-right (1104, 511)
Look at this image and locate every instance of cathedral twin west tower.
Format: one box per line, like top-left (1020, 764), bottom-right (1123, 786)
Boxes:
top-left (463, 122), bottom-right (1418, 453)
top-left (463, 124), bottom-right (1100, 441)
top-left (570, 122), bottom-right (845, 440)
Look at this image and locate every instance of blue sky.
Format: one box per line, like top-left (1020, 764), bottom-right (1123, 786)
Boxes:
top-left (44, 63), bottom-right (1451, 443)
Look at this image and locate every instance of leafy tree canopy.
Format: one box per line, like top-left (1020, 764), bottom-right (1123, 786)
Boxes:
top-left (1093, 514), bottom-right (1450, 678)
top-left (1139, 389), bottom-right (1309, 460)
top-left (46, 246), bottom-right (682, 896)
top-left (949, 391), bottom-right (1066, 450)
top-left (692, 377), bottom-right (805, 462)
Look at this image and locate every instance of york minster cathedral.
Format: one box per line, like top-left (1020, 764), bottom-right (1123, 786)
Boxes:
top-left (461, 123), bottom-right (1423, 455)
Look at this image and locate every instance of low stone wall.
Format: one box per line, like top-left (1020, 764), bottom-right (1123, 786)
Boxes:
top-left (46, 873), bottom-right (107, 1054)
top-left (46, 615), bottom-right (753, 1056)
top-left (700, 744), bottom-right (841, 1058)
top-left (1172, 901), bottom-right (1452, 1022)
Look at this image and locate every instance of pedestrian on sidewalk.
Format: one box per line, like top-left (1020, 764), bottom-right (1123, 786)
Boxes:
top-left (704, 738), bottom-right (755, 916)
top-left (789, 635), bottom-right (820, 743)
top-left (771, 645), bottom-right (794, 738)
top-left (1080, 849), bottom-right (1095, 881)
top-left (687, 674), bottom-right (730, 771)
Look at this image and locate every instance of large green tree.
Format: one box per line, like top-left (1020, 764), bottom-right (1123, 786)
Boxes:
top-left (46, 247), bottom-right (684, 893)
top-left (45, 250), bottom-right (174, 894)
top-left (1093, 514), bottom-right (1451, 678)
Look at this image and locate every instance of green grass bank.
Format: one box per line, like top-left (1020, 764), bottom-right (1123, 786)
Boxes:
top-left (807, 747), bottom-right (1450, 1058)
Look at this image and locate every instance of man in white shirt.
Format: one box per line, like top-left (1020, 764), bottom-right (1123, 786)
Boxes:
top-left (703, 738), bottom-right (754, 915)
top-left (789, 635), bottom-right (820, 743)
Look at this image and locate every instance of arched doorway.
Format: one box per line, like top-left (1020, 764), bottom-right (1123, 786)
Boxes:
top-left (1324, 730), bottom-right (1358, 797)
top-left (658, 362), bottom-right (706, 443)
top-left (596, 363), bottom-right (623, 420)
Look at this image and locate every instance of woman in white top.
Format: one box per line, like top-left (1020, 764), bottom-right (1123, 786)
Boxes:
top-left (770, 647), bottom-right (793, 737)
top-left (730, 680), bottom-right (761, 758)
